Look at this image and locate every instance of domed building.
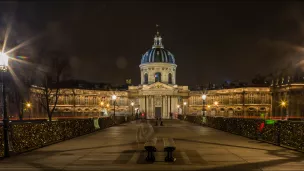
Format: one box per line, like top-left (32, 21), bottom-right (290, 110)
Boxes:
top-left (28, 29), bottom-right (272, 120)
top-left (128, 31), bottom-right (190, 119)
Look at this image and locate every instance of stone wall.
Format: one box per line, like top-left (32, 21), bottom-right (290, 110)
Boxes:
top-left (178, 115), bottom-right (304, 152)
top-left (0, 116), bottom-right (135, 158)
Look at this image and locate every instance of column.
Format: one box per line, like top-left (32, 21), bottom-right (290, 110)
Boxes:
top-left (170, 96), bottom-right (172, 113)
top-left (167, 96), bottom-right (169, 118)
top-left (152, 96), bottom-right (154, 118)
top-left (145, 95), bottom-right (147, 114)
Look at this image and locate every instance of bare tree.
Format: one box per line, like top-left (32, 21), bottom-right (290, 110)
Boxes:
top-left (36, 51), bottom-right (69, 121)
top-left (72, 88), bottom-right (76, 116)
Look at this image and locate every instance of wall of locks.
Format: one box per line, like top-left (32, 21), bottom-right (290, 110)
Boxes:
top-left (178, 115), bottom-right (304, 152)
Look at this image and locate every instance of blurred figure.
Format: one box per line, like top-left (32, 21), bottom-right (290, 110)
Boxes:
top-left (136, 120), bottom-right (156, 148)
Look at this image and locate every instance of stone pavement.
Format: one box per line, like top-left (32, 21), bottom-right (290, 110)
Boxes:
top-left (0, 120), bottom-right (304, 171)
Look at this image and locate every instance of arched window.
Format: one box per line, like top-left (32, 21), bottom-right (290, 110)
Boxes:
top-left (155, 72), bottom-right (162, 82)
top-left (168, 73), bottom-right (172, 84)
top-left (144, 73), bottom-right (148, 84)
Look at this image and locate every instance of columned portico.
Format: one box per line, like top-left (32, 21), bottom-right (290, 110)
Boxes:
top-left (129, 82), bottom-right (189, 119)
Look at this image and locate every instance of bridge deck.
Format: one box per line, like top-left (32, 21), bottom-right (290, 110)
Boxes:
top-left (0, 120), bottom-right (303, 170)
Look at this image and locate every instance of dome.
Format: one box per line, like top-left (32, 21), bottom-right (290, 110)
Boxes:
top-left (141, 32), bottom-right (175, 64)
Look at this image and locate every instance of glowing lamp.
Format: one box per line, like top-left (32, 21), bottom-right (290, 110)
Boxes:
top-left (112, 94), bottom-right (117, 100)
top-left (202, 94), bottom-right (207, 100)
top-left (0, 52), bottom-right (8, 71)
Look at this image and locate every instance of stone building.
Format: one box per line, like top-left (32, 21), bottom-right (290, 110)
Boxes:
top-left (24, 31), bottom-right (304, 120)
top-left (188, 87), bottom-right (271, 118)
top-left (128, 31), bottom-right (189, 119)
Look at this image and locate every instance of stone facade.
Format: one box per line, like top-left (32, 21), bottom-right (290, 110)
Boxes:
top-left (22, 32), bottom-right (303, 120)
top-left (271, 83), bottom-right (304, 119)
top-left (29, 87), bottom-right (130, 118)
top-left (188, 87), bottom-right (271, 118)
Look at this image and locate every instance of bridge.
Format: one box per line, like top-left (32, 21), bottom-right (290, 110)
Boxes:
top-left (0, 120), bottom-right (303, 171)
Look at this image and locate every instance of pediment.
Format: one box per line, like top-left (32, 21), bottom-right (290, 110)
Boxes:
top-left (143, 82), bottom-right (174, 91)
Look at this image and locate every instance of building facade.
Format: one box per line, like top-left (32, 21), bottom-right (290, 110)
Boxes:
top-left (24, 31), bottom-right (304, 120)
top-left (189, 87), bottom-right (271, 118)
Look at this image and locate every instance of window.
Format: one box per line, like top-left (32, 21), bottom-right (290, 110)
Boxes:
top-left (144, 73), bottom-right (148, 84)
top-left (220, 95), bottom-right (224, 104)
top-left (229, 95), bottom-right (233, 105)
top-left (64, 95), bottom-right (69, 105)
top-left (77, 96), bottom-right (81, 105)
top-left (93, 97), bottom-right (97, 105)
top-left (155, 72), bottom-right (162, 82)
top-left (85, 96), bottom-right (88, 105)
top-left (249, 94), bottom-right (254, 104)
top-left (168, 73), bottom-right (172, 84)
top-left (261, 94), bottom-right (266, 104)
top-left (236, 95), bottom-right (241, 104)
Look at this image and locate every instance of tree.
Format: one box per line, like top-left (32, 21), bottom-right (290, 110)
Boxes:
top-left (36, 50), bottom-right (69, 121)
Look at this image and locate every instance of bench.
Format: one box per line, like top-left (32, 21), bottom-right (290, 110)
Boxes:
top-left (163, 138), bottom-right (176, 162)
top-left (144, 138), bottom-right (157, 162)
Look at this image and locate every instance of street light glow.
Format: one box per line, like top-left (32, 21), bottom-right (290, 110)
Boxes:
top-left (183, 102), bottom-right (187, 105)
top-left (214, 101), bottom-right (219, 106)
top-left (100, 101), bottom-right (104, 106)
top-left (177, 105), bottom-right (180, 108)
top-left (281, 101), bottom-right (287, 107)
top-left (112, 94), bottom-right (117, 100)
top-left (26, 102), bottom-right (31, 108)
top-left (202, 94), bottom-right (207, 100)
top-left (131, 101), bottom-right (134, 106)
top-left (0, 52), bottom-right (9, 71)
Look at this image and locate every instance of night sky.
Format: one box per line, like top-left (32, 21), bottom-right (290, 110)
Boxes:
top-left (1, 1), bottom-right (304, 86)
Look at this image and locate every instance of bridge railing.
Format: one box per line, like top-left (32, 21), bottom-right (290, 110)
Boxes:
top-left (178, 114), bottom-right (304, 152)
top-left (0, 115), bottom-right (136, 158)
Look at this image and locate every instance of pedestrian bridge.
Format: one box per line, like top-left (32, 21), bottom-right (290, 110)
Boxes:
top-left (0, 120), bottom-right (303, 171)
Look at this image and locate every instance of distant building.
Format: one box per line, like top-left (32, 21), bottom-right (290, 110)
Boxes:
top-left (25, 31), bottom-right (304, 120)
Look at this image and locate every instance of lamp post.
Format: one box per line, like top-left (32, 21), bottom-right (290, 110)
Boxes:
top-left (112, 94), bottom-right (117, 117)
top-left (131, 101), bottom-right (134, 116)
top-left (280, 101), bottom-right (287, 120)
top-left (0, 52), bottom-right (9, 157)
top-left (202, 94), bottom-right (207, 116)
top-left (26, 102), bottom-right (31, 120)
top-left (183, 102), bottom-right (187, 115)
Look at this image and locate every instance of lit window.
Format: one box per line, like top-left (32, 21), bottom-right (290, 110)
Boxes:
top-left (249, 94), bottom-right (254, 104)
top-left (85, 96), bottom-right (88, 105)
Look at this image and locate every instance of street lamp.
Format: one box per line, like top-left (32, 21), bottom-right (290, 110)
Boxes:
top-left (0, 52), bottom-right (9, 157)
top-left (112, 94), bottom-right (117, 117)
top-left (280, 100), bottom-right (287, 120)
top-left (183, 102), bottom-right (187, 115)
top-left (131, 101), bottom-right (134, 116)
top-left (202, 94), bottom-right (207, 116)
top-left (26, 102), bottom-right (31, 120)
